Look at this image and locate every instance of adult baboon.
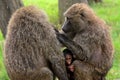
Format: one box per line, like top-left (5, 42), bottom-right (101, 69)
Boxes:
top-left (4, 6), bottom-right (68, 80)
top-left (57, 3), bottom-right (114, 80)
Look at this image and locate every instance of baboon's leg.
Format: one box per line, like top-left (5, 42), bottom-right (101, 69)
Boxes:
top-left (50, 57), bottom-right (68, 80)
top-left (35, 67), bottom-right (53, 80)
top-left (73, 60), bottom-right (105, 80)
top-left (73, 60), bottom-right (93, 80)
top-left (10, 67), bottom-right (53, 80)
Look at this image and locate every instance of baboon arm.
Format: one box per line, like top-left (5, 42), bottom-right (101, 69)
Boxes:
top-left (57, 33), bottom-right (88, 61)
top-left (50, 57), bottom-right (68, 80)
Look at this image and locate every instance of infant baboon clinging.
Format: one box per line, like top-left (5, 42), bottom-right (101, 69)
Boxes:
top-left (57, 3), bottom-right (114, 80)
top-left (4, 6), bottom-right (68, 80)
top-left (63, 49), bottom-right (75, 80)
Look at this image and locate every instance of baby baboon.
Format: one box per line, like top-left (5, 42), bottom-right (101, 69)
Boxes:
top-left (4, 6), bottom-right (68, 80)
top-left (57, 3), bottom-right (114, 80)
top-left (63, 49), bottom-right (75, 80)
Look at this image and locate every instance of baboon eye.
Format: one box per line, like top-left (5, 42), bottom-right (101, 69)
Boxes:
top-left (80, 13), bottom-right (85, 21)
top-left (67, 17), bottom-right (72, 20)
top-left (80, 13), bottom-right (85, 17)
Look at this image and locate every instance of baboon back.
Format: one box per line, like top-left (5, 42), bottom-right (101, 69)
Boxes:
top-left (4, 6), bottom-right (68, 80)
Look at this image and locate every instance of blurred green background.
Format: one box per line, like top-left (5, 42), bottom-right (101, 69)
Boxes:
top-left (0, 0), bottom-right (120, 80)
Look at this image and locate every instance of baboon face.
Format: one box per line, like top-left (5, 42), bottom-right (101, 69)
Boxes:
top-left (65, 54), bottom-right (72, 65)
top-left (62, 3), bottom-right (93, 39)
top-left (62, 15), bottom-right (86, 39)
top-left (62, 3), bottom-right (95, 39)
top-left (62, 14), bottom-right (86, 32)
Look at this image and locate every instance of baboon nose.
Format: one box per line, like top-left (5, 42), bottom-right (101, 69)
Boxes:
top-left (62, 28), bottom-right (65, 33)
top-left (62, 27), bottom-right (67, 33)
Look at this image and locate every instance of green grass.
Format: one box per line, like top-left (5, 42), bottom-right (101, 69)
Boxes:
top-left (0, 0), bottom-right (120, 80)
top-left (0, 33), bottom-right (8, 80)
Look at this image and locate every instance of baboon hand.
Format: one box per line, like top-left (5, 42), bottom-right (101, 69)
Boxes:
top-left (57, 33), bottom-right (69, 45)
top-left (54, 28), bottom-right (59, 35)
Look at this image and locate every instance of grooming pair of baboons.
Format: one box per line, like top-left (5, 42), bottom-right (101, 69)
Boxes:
top-left (4, 3), bottom-right (114, 80)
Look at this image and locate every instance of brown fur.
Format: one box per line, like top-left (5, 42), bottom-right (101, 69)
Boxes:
top-left (4, 6), bottom-right (68, 80)
top-left (58, 3), bottom-right (114, 80)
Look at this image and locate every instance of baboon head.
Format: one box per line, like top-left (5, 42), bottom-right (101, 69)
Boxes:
top-left (62, 3), bottom-right (96, 39)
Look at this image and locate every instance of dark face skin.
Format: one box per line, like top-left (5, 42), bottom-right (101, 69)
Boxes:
top-left (65, 54), bottom-right (74, 72)
top-left (62, 17), bottom-right (74, 33)
top-left (65, 54), bottom-right (72, 65)
top-left (62, 15), bottom-right (86, 39)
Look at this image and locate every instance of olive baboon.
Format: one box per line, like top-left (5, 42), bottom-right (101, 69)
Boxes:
top-left (4, 6), bottom-right (68, 80)
top-left (57, 3), bottom-right (114, 80)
